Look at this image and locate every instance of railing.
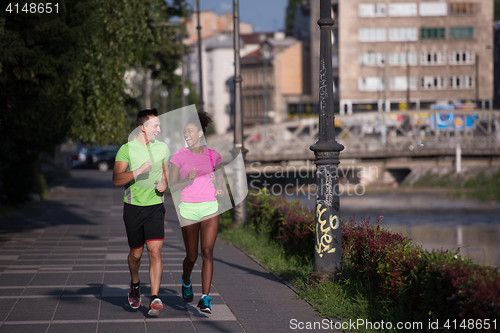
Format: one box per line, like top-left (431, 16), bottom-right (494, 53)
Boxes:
top-left (208, 110), bottom-right (500, 162)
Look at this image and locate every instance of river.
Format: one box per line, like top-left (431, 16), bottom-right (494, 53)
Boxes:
top-left (288, 189), bottom-right (500, 268)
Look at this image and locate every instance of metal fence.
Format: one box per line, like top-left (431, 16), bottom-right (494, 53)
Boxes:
top-left (208, 110), bottom-right (500, 162)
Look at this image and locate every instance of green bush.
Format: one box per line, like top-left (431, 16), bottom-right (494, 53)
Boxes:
top-left (234, 193), bottom-right (500, 332)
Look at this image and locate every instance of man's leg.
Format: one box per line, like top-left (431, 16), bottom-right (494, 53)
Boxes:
top-left (146, 240), bottom-right (163, 297)
top-left (128, 246), bottom-right (144, 284)
top-left (128, 245), bottom-right (144, 309)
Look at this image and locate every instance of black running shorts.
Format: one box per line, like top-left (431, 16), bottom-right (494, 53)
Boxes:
top-left (123, 203), bottom-right (165, 249)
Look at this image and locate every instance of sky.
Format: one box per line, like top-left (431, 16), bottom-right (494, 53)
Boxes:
top-left (194, 0), bottom-right (289, 32)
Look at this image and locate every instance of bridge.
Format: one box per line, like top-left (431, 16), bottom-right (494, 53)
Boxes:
top-left (209, 110), bottom-right (500, 163)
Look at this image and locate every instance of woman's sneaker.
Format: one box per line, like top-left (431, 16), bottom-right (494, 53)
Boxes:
top-left (182, 276), bottom-right (194, 303)
top-left (128, 282), bottom-right (141, 309)
top-left (197, 295), bottom-right (212, 314)
top-left (148, 296), bottom-right (163, 317)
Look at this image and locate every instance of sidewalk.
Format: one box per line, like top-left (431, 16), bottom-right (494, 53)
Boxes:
top-left (0, 170), bottom-right (339, 333)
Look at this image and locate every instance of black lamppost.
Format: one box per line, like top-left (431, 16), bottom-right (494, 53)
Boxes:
top-left (309, 0), bottom-right (344, 283)
top-left (231, 0), bottom-right (248, 225)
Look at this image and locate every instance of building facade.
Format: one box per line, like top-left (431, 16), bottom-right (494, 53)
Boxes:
top-left (187, 33), bottom-right (260, 134)
top-left (184, 11), bottom-right (253, 45)
top-left (240, 33), bottom-right (305, 126)
top-left (310, 0), bottom-right (494, 115)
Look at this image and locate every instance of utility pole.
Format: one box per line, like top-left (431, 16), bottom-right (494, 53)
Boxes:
top-left (406, 43), bottom-right (410, 110)
top-left (196, 0), bottom-right (204, 112)
top-left (231, 0), bottom-right (248, 225)
top-left (181, 38), bottom-right (185, 107)
top-left (382, 58), bottom-right (387, 112)
top-left (476, 54), bottom-right (479, 109)
top-left (263, 42), bottom-right (270, 124)
top-left (309, 0), bottom-right (344, 283)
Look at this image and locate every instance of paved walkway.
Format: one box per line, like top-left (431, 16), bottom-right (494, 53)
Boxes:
top-left (0, 170), bottom-right (338, 333)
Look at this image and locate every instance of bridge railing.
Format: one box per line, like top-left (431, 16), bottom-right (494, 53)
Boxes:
top-left (208, 110), bottom-right (500, 162)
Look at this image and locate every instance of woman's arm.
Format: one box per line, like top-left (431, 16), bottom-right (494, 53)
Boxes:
top-left (168, 162), bottom-right (196, 193)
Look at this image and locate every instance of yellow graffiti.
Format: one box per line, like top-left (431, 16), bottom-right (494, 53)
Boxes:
top-left (315, 204), bottom-right (339, 257)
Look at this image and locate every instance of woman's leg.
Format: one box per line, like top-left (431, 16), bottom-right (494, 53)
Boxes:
top-left (181, 218), bottom-right (200, 286)
top-left (199, 215), bottom-right (219, 295)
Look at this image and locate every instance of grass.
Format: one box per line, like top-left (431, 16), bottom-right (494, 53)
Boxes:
top-left (463, 169), bottom-right (500, 202)
top-left (219, 212), bottom-right (312, 285)
top-left (410, 167), bottom-right (500, 202)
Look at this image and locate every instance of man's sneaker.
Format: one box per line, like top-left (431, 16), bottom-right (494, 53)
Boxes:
top-left (182, 276), bottom-right (194, 303)
top-left (148, 296), bottom-right (163, 317)
top-left (128, 283), bottom-right (141, 309)
top-left (197, 295), bottom-right (212, 314)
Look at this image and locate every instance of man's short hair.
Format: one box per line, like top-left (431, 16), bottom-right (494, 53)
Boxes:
top-left (136, 108), bottom-right (159, 127)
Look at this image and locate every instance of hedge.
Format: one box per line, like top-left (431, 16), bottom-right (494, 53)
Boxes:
top-left (246, 191), bottom-right (500, 330)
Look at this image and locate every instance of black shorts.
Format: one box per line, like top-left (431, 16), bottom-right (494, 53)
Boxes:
top-left (123, 203), bottom-right (165, 249)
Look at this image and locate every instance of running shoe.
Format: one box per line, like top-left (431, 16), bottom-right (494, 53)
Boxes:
top-left (148, 296), bottom-right (163, 316)
top-left (197, 295), bottom-right (212, 314)
top-left (128, 283), bottom-right (141, 309)
top-left (182, 276), bottom-right (194, 303)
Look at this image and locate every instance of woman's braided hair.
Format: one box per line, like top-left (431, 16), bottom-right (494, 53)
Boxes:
top-left (187, 111), bottom-right (213, 135)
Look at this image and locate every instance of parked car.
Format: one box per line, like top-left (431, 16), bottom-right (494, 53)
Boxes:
top-left (69, 145), bottom-right (89, 169)
top-left (85, 146), bottom-right (119, 172)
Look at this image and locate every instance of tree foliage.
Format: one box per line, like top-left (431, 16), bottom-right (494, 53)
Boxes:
top-left (496, 0), bottom-right (500, 21)
top-left (285, 0), bottom-right (308, 35)
top-left (0, 0), bottom-right (188, 204)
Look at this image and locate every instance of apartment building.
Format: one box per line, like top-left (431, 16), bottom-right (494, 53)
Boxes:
top-left (184, 11), bottom-right (253, 45)
top-left (240, 33), bottom-right (304, 125)
top-left (187, 33), bottom-right (260, 134)
top-left (310, 0), bottom-right (493, 114)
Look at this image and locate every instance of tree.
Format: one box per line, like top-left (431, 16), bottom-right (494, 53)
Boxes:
top-left (496, 0), bottom-right (500, 21)
top-left (285, 0), bottom-right (309, 35)
top-left (0, 0), bottom-right (189, 205)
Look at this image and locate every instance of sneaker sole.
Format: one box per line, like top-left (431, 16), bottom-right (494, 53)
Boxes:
top-left (148, 299), bottom-right (163, 316)
top-left (128, 297), bottom-right (141, 310)
top-left (183, 296), bottom-right (194, 303)
top-left (199, 307), bottom-right (211, 314)
top-left (148, 308), bottom-right (159, 316)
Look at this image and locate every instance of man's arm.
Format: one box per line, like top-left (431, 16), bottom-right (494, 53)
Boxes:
top-left (113, 160), bottom-right (151, 187)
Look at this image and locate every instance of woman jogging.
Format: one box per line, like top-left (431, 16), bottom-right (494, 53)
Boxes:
top-left (169, 111), bottom-right (224, 314)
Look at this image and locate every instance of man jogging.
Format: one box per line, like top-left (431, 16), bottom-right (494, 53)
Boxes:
top-left (112, 108), bottom-right (169, 317)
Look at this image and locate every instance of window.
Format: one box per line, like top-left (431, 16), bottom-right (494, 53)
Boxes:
top-left (449, 75), bottom-right (474, 89)
top-left (420, 51), bottom-right (446, 65)
top-left (389, 3), bottom-right (417, 16)
top-left (389, 77), bottom-right (417, 91)
top-left (421, 28), bottom-right (445, 40)
top-left (389, 28), bottom-right (418, 41)
top-left (449, 51), bottom-right (475, 65)
top-left (389, 52), bottom-right (417, 66)
top-left (421, 76), bottom-right (446, 90)
top-left (450, 2), bottom-right (475, 15)
top-left (359, 28), bottom-right (386, 42)
top-left (359, 52), bottom-right (385, 66)
top-left (420, 2), bottom-right (447, 16)
top-left (332, 53), bottom-right (339, 68)
top-left (359, 77), bottom-right (385, 91)
top-left (359, 3), bottom-right (387, 17)
top-left (449, 27), bottom-right (474, 39)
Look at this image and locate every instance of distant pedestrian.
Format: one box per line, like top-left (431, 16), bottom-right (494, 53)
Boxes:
top-left (112, 108), bottom-right (169, 317)
top-left (169, 111), bottom-right (224, 314)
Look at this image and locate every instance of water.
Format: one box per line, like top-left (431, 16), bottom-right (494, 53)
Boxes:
top-left (287, 191), bottom-right (500, 267)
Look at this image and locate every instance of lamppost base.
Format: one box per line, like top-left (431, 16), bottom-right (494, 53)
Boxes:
top-left (309, 270), bottom-right (343, 285)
